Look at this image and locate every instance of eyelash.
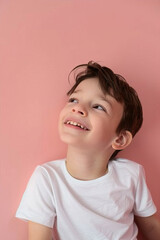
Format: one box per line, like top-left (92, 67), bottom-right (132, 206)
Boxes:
top-left (68, 97), bottom-right (78, 103)
top-left (93, 105), bottom-right (106, 112)
top-left (68, 98), bottom-right (106, 112)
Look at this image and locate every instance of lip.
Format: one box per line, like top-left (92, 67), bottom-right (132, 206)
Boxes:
top-left (63, 117), bottom-right (90, 131)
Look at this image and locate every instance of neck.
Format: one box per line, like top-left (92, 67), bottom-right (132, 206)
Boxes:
top-left (66, 146), bottom-right (110, 180)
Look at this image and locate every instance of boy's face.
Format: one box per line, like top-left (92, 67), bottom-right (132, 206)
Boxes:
top-left (59, 78), bottom-right (124, 154)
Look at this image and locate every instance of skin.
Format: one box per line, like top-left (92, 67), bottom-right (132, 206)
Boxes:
top-left (59, 77), bottom-right (132, 180)
top-left (28, 221), bottom-right (52, 240)
top-left (28, 78), bottom-right (160, 239)
top-left (135, 214), bottom-right (160, 240)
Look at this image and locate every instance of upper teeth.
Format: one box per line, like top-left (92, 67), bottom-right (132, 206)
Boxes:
top-left (66, 121), bottom-right (88, 130)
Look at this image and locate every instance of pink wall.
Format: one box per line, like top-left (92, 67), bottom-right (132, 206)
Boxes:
top-left (0, 0), bottom-right (160, 239)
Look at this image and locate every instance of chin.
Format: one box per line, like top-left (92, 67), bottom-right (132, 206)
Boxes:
top-left (59, 132), bottom-right (74, 145)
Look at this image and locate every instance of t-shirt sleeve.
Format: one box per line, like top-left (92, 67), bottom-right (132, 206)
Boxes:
top-left (16, 166), bottom-right (56, 228)
top-left (134, 165), bottom-right (157, 217)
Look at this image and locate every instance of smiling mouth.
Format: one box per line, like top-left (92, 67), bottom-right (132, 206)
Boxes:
top-left (65, 120), bottom-right (89, 131)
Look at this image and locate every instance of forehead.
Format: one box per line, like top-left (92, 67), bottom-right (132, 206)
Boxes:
top-left (73, 77), bottom-right (110, 96)
top-left (73, 77), bottom-right (124, 112)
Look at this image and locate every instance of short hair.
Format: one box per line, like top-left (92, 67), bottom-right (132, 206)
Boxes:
top-left (67, 61), bottom-right (143, 160)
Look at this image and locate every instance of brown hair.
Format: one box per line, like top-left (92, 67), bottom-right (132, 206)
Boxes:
top-left (67, 61), bottom-right (143, 160)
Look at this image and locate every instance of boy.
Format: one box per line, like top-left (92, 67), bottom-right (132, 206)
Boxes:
top-left (16, 61), bottom-right (160, 240)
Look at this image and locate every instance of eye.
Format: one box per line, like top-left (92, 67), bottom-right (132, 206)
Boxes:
top-left (93, 104), bottom-right (106, 112)
top-left (68, 97), bottom-right (78, 103)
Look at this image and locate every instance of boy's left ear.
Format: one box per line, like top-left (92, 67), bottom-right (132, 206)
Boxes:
top-left (112, 130), bottom-right (132, 150)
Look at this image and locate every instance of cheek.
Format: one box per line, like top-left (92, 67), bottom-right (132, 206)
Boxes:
top-left (59, 106), bottom-right (67, 121)
top-left (58, 109), bottom-right (65, 131)
top-left (58, 106), bottom-right (70, 136)
top-left (95, 129), bottom-right (112, 142)
top-left (92, 118), bottom-right (116, 140)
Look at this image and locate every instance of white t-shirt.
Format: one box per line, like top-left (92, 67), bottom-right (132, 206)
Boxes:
top-left (16, 158), bottom-right (156, 240)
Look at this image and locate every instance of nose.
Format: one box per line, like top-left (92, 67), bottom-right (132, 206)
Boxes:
top-left (72, 105), bottom-right (87, 116)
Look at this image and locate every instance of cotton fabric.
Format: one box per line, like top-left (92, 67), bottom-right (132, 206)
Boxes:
top-left (16, 158), bottom-right (156, 240)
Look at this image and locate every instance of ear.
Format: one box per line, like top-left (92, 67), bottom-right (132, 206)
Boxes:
top-left (112, 130), bottom-right (132, 150)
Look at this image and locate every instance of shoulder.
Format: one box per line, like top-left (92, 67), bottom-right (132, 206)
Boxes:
top-left (111, 157), bottom-right (142, 170)
top-left (110, 158), bottom-right (144, 181)
top-left (41, 159), bottom-right (66, 171)
top-left (30, 159), bottom-right (66, 184)
top-left (37, 158), bottom-right (65, 172)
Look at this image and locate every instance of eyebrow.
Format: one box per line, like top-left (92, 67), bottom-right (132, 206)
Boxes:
top-left (72, 90), bottom-right (113, 108)
top-left (97, 95), bottom-right (113, 108)
top-left (72, 89), bottom-right (81, 94)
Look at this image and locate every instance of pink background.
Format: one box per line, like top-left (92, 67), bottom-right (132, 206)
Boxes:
top-left (0, 0), bottom-right (160, 239)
